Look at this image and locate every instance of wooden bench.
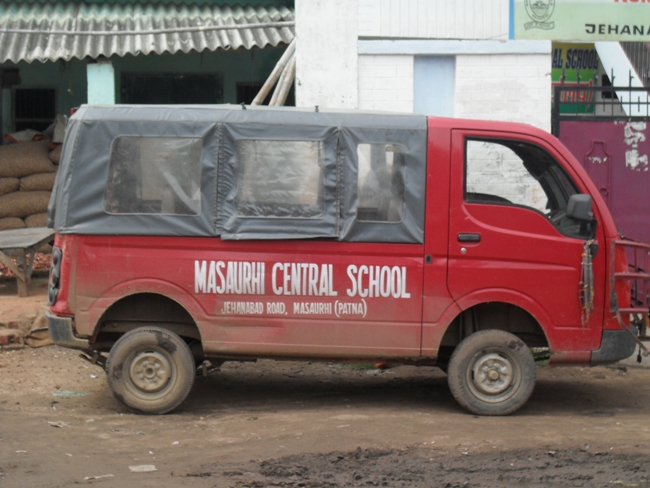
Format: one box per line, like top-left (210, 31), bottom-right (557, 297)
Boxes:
top-left (0, 227), bottom-right (54, 297)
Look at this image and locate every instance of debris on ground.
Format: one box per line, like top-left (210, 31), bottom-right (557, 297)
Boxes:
top-left (52, 390), bottom-right (87, 397)
top-left (83, 474), bottom-right (114, 481)
top-left (47, 421), bottom-right (69, 428)
top-left (129, 465), bottom-right (157, 473)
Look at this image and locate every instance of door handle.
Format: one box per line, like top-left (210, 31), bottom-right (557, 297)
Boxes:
top-left (457, 233), bottom-right (481, 243)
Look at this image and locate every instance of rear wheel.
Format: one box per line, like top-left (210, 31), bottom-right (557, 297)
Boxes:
top-left (106, 327), bottom-right (195, 414)
top-left (447, 330), bottom-right (536, 416)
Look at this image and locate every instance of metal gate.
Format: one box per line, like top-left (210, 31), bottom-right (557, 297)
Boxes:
top-left (553, 84), bottom-right (650, 359)
top-left (552, 85), bottom-right (650, 244)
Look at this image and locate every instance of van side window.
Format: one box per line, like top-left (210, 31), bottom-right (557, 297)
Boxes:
top-left (104, 137), bottom-right (202, 215)
top-left (465, 138), bottom-right (588, 239)
top-left (357, 144), bottom-right (405, 222)
top-left (235, 140), bottom-right (325, 219)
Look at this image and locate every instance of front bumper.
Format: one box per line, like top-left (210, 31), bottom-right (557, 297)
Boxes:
top-left (46, 311), bottom-right (90, 350)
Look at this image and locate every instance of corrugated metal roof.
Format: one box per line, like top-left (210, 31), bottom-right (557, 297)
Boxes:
top-left (0, 0), bottom-right (293, 5)
top-left (1, 1), bottom-right (292, 4)
top-left (0, 3), bottom-right (294, 63)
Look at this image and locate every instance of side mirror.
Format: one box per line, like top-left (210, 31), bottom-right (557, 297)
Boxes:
top-left (566, 194), bottom-right (593, 222)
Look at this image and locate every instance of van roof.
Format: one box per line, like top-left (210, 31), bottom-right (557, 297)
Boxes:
top-left (73, 104), bottom-right (427, 128)
top-left (49, 104), bottom-right (428, 242)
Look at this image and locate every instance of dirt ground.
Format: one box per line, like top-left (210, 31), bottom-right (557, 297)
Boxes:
top-left (2, 277), bottom-right (650, 487)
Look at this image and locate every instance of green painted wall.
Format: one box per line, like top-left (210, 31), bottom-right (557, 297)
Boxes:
top-left (113, 47), bottom-right (285, 104)
top-left (0, 46), bottom-right (285, 134)
top-left (1, 58), bottom-right (86, 135)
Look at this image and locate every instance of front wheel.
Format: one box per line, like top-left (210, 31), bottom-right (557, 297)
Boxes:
top-left (447, 330), bottom-right (536, 416)
top-left (106, 327), bottom-right (195, 414)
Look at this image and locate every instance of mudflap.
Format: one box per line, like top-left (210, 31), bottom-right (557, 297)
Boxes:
top-left (591, 329), bottom-right (638, 365)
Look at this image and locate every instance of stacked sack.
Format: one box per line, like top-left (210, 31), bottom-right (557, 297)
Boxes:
top-left (0, 140), bottom-right (57, 231)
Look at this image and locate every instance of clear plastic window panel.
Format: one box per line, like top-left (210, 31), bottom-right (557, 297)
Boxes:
top-left (235, 140), bottom-right (325, 219)
top-left (104, 137), bottom-right (202, 215)
top-left (356, 144), bottom-right (405, 222)
top-left (465, 140), bottom-right (548, 212)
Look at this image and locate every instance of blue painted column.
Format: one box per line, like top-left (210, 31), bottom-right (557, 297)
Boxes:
top-left (509, 0), bottom-right (515, 40)
top-left (413, 56), bottom-right (455, 117)
top-left (87, 59), bottom-right (115, 104)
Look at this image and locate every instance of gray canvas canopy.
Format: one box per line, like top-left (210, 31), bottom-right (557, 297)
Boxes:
top-left (48, 105), bottom-right (427, 243)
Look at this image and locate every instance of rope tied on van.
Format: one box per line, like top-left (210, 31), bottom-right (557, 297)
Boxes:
top-left (580, 239), bottom-right (595, 326)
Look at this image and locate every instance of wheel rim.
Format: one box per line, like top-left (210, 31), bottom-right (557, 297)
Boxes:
top-left (467, 349), bottom-right (521, 404)
top-left (128, 350), bottom-right (173, 394)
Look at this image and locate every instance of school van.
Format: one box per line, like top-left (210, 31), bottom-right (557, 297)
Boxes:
top-left (46, 104), bottom-right (646, 416)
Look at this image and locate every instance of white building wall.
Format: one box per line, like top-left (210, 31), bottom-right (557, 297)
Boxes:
top-left (296, 0), bottom-right (552, 133)
top-left (358, 0), bottom-right (509, 40)
top-left (455, 53), bottom-right (552, 132)
top-left (358, 52), bottom-right (552, 132)
top-left (295, 0), bottom-right (358, 109)
top-left (358, 55), bottom-right (414, 112)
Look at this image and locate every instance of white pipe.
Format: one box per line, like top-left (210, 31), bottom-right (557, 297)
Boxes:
top-left (252, 39), bottom-right (296, 106)
top-left (271, 55), bottom-right (296, 106)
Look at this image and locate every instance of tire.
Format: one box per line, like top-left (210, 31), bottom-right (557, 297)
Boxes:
top-left (106, 327), bottom-right (195, 415)
top-left (447, 330), bottom-right (536, 416)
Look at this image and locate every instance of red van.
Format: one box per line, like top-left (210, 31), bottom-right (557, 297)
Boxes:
top-left (46, 105), bottom-right (647, 416)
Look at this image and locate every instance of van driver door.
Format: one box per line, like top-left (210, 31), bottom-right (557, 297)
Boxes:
top-left (446, 130), bottom-right (606, 352)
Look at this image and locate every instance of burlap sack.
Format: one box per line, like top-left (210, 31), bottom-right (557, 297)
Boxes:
top-left (0, 217), bottom-right (26, 231)
top-left (20, 173), bottom-right (56, 192)
top-left (0, 141), bottom-right (56, 178)
top-left (0, 178), bottom-right (20, 196)
top-left (0, 191), bottom-right (50, 218)
top-left (24, 212), bottom-right (48, 228)
top-left (49, 144), bottom-right (62, 164)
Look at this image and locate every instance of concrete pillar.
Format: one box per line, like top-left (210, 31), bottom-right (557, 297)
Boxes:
top-left (87, 59), bottom-right (115, 104)
top-left (295, 0), bottom-right (358, 109)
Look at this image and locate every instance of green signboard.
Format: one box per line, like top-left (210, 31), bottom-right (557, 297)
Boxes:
top-left (552, 43), bottom-right (598, 113)
top-left (514, 0), bottom-right (650, 41)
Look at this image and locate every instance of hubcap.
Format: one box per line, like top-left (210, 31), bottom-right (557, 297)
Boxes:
top-left (129, 350), bottom-right (172, 393)
top-left (472, 352), bottom-right (514, 396)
